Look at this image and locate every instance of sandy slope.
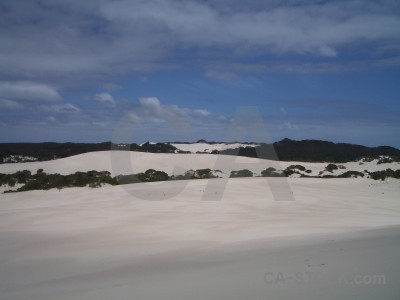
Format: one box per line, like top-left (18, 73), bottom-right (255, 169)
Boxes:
top-left (1, 152), bottom-right (400, 299)
top-left (1, 151), bottom-right (399, 177)
top-left (1, 177), bottom-right (399, 242)
top-left (1, 177), bottom-right (400, 299)
top-left (171, 142), bottom-right (260, 153)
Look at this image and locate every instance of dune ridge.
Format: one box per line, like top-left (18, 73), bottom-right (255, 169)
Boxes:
top-left (1, 152), bottom-right (400, 299)
top-left (1, 151), bottom-right (399, 177)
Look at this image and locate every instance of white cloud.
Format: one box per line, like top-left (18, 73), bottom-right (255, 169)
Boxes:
top-left (193, 109), bottom-right (211, 117)
top-left (126, 97), bottom-right (223, 135)
top-left (181, 108), bottom-right (211, 117)
top-left (39, 103), bottom-right (81, 113)
top-left (1, 0), bottom-right (399, 89)
top-left (138, 97), bottom-right (161, 107)
top-left (101, 0), bottom-right (400, 58)
top-left (92, 93), bottom-right (116, 107)
top-left (0, 81), bottom-right (62, 102)
top-left (0, 99), bottom-right (24, 110)
top-left (132, 97), bottom-right (187, 130)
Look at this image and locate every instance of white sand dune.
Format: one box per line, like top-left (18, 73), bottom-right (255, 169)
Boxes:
top-left (1, 152), bottom-right (400, 299)
top-left (1, 151), bottom-right (399, 178)
top-left (0, 151), bottom-right (278, 176)
top-left (171, 142), bottom-right (260, 153)
top-left (1, 177), bottom-right (400, 299)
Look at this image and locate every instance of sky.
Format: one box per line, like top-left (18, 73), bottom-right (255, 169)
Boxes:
top-left (0, 0), bottom-right (399, 147)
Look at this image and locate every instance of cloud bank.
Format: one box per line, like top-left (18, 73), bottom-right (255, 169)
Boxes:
top-left (91, 93), bottom-right (117, 107)
top-left (1, 0), bottom-right (399, 89)
top-left (0, 82), bottom-right (61, 102)
top-left (0, 0), bottom-right (399, 146)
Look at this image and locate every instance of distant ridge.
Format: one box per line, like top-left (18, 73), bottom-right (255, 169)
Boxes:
top-left (274, 138), bottom-right (399, 162)
top-left (0, 139), bottom-right (399, 164)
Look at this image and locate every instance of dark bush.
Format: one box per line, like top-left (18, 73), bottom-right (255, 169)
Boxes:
top-left (287, 165), bottom-right (306, 171)
top-left (89, 182), bottom-right (102, 188)
top-left (115, 174), bottom-right (141, 184)
top-left (325, 164), bottom-right (338, 173)
top-left (261, 167), bottom-right (283, 177)
top-left (195, 168), bottom-right (217, 179)
top-left (14, 170), bottom-right (31, 183)
top-left (0, 173), bottom-right (7, 185)
top-left (169, 174), bottom-right (189, 180)
top-left (7, 177), bottom-right (16, 187)
top-left (338, 171), bottom-right (364, 178)
top-left (139, 142), bottom-right (177, 153)
top-left (137, 169), bottom-right (169, 182)
top-left (283, 169), bottom-right (296, 177)
top-left (368, 169), bottom-right (400, 180)
top-left (377, 157), bottom-right (393, 164)
top-left (2, 169), bottom-right (119, 192)
top-left (230, 169), bottom-right (253, 178)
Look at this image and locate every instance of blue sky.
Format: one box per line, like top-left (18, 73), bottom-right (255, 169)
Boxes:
top-left (0, 0), bottom-right (399, 147)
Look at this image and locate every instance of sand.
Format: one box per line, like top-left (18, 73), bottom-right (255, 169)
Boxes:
top-left (1, 176), bottom-right (400, 299)
top-left (171, 142), bottom-right (260, 153)
top-left (1, 151), bottom-right (399, 177)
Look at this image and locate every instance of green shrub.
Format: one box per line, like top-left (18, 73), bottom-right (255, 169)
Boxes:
top-left (195, 168), bottom-right (215, 178)
top-left (116, 174), bottom-right (141, 184)
top-left (1, 169), bottom-right (168, 192)
top-left (170, 169), bottom-right (219, 180)
top-left (0, 173), bottom-right (7, 185)
top-left (283, 169), bottom-right (296, 176)
top-left (19, 180), bottom-right (46, 191)
top-left (377, 157), bottom-right (394, 164)
top-left (368, 169), bottom-right (400, 180)
top-left (2, 169), bottom-right (119, 192)
top-left (325, 164), bottom-right (338, 173)
top-left (137, 169), bottom-right (169, 182)
top-left (261, 167), bottom-right (283, 177)
top-left (169, 174), bottom-right (189, 180)
top-left (89, 182), bottom-right (102, 188)
top-left (287, 165), bottom-right (306, 171)
top-left (14, 170), bottom-right (32, 183)
top-left (338, 171), bottom-right (364, 178)
top-left (230, 169), bottom-right (253, 178)
top-left (322, 170), bottom-right (364, 178)
top-left (7, 177), bottom-right (16, 187)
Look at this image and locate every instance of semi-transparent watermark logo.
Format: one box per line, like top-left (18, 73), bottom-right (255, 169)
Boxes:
top-left (264, 271), bottom-right (325, 285)
top-left (263, 271), bottom-right (386, 285)
top-left (341, 274), bottom-right (386, 285)
top-left (110, 106), bottom-right (294, 201)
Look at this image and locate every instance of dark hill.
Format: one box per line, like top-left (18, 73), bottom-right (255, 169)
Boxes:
top-left (211, 138), bottom-right (400, 163)
top-left (271, 138), bottom-right (400, 162)
top-left (0, 142), bottom-right (177, 163)
top-left (0, 139), bottom-right (399, 163)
